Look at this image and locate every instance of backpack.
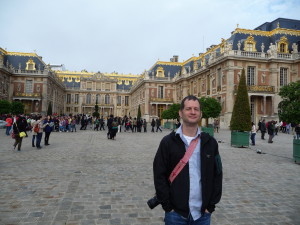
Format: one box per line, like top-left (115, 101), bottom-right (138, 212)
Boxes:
top-left (34, 124), bottom-right (39, 133)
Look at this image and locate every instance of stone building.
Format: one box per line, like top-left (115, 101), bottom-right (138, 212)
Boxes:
top-left (1, 18), bottom-right (300, 128)
top-left (0, 48), bottom-right (65, 114)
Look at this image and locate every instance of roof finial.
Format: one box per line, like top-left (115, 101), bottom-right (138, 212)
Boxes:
top-left (277, 22), bottom-right (280, 28)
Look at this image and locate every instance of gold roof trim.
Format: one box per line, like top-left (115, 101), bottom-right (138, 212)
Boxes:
top-left (7, 52), bottom-right (39, 57)
top-left (0, 48), bottom-right (7, 54)
top-left (233, 27), bottom-right (300, 37)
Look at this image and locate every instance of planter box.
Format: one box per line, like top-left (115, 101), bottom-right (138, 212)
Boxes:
top-left (231, 131), bottom-right (250, 147)
top-left (293, 139), bottom-right (300, 163)
top-left (201, 127), bottom-right (214, 137)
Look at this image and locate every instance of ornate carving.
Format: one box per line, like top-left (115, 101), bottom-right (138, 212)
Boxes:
top-left (244, 35), bottom-right (257, 52)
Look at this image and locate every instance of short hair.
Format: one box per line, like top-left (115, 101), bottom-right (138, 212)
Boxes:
top-left (180, 95), bottom-right (201, 111)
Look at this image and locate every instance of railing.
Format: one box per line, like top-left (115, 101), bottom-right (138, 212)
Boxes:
top-left (247, 85), bottom-right (275, 93)
top-left (234, 85), bottom-right (275, 93)
top-left (150, 98), bottom-right (173, 103)
top-left (14, 92), bottom-right (42, 97)
top-left (277, 53), bottom-right (291, 59)
top-left (82, 103), bottom-right (114, 107)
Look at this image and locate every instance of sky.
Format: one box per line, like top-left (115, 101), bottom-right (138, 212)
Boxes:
top-left (1, 0), bottom-right (300, 75)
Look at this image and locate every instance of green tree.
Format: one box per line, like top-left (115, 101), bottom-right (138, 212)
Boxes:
top-left (278, 80), bottom-right (300, 124)
top-left (0, 100), bottom-right (11, 114)
top-left (168, 103), bottom-right (181, 120)
top-left (200, 97), bottom-right (222, 127)
top-left (93, 98), bottom-right (100, 118)
top-left (47, 102), bottom-right (52, 115)
top-left (161, 108), bottom-right (172, 120)
top-left (11, 101), bottom-right (24, 115)
top-left (137, 105), bottom-right (141, 120)
top-left (230, 68), bottom-right (251, 131)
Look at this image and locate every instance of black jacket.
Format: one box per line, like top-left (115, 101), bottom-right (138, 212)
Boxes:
top-left (153, 131), bottom-right (222, 218)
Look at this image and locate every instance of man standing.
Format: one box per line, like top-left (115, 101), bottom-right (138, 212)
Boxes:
top-left (153, 95), bottom-right (222, 225)
top-left (261, 119), bottom-right (266, 140)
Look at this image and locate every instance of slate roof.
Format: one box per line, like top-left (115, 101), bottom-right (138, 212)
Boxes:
top-left (3, 54), bottom-right (46, 70)
top-left (148, 63), bottom-right (182, 78)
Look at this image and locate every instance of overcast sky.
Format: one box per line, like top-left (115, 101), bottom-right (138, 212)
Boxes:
top-left (1, 0), bottom-right (300, 75)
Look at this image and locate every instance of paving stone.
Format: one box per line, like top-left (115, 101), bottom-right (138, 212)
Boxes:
top-left (0, 128), bottom-right (299, 224)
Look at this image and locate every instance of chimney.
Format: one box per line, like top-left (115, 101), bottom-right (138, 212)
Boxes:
top-left (173, 55), bottom-right (179, 62)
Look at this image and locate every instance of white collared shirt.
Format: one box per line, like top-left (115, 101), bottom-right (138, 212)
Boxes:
top-left (176, 126), bottom-right (202, 220)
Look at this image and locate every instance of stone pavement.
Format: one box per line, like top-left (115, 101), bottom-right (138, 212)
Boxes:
top-left (0, 127), bottom-right (299, 225)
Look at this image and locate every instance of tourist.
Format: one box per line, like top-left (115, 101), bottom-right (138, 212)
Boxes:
top-left (153, 95), bottom-right (222, 225)
top-left (151, 118), bottom-right (155, 132)
top-left (268, 121), bottom-right (275, 143)
top-left (5, 115), bottom-right (13, 136)
top-left (31, 116), bottom-right (38, 147)
top-left (12, 115), bottom-right (27, 151)
top-left (251, 122), bottom-right (256, 145)
top-left (260, 119), bottom-right (266, 140)
top-left (43, 115), bottom-right (54, 145)
top-left (156, 118), bottom-right (162, 132)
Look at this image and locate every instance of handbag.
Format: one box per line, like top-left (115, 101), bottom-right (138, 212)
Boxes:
top-left (11, 131), bottom-right (15, 139)
top-left (19, 132), bottom-right (26, 138)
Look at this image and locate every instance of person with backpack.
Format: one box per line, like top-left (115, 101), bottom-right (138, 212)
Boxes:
top-left (110, 117), bottom-right (118, 140)
top-left (43, 115), bottom-right (54, 146)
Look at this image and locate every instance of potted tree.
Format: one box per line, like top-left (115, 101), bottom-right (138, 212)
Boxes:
top-left (199, 97), bottom-right (221, 137)
top-left (230, 68), bottom-right (251, 147)
top-left (93, 99), bottom-right (100, 118)
top-left (278, 80), bottom-right (300, 163)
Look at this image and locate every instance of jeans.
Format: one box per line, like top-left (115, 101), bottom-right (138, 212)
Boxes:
top-left (165, 211), bottom-right (211, 225)
top-left (36, 133), bottom-right (43, 148)
top-left (251, 133), bottom-right (256, 145)
top-left (6, 126), bottom-right (11, 135)
top-left (32, 135), bottom-right (36, 146)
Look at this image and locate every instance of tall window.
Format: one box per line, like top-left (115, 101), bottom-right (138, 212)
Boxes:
top-left (125, 96), bottom-right (129, 106)
top-left (280, 68), bottom-right (288, 86)
top-left (105, 94), bottom-right (110, 104)
top-left (280, 43), bottom-right (286, 53)
top-left (217, 68), bottom-right (222, 89)
top-left (75, 94), bottom-right (79, 104)
top-left (87, 82), bottom-right (92, 90)
top-left (96, 94), bottom-right (100, 104)
top-left (247, 43), bottom-right (253, 52)
top-left (247, 67), bottom-right (255, 85)
top-left (117, 96), bottom-right (121, 106)
top-left (105, 83), bottom-right (110, 91)
top-left (86, 94), bottom-right (91, 104)
top-left (158, 86), bottom-right (164, 99)
top-left (25, 80), bottom-right (33, 93)
top-left (66, 94), bottom-right (71, 104)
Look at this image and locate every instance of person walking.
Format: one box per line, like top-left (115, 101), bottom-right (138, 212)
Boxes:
top-left (156, 118), bottom-right (162, 132)
top-left (143, 119), bottom-right (147, 132)
top-left (12, 115), bottom-right (27, 151)
top-left (36, 116), bottom-right (45, 149)
top-left (107, 115), bottom-right (113, 139)
top-left (250, 122), bottom-right (256, 145)
top-left (260, 119), bottom-right (266, 140)
top-left (153, 95), bottom-right (222, 225)
top-left (151, 118), bottom-right (155, 132)
top-left (5, 115), bottom-right (13, 136)
top-left (99, 116), bottom-right (105, 131)
top-left (43, 115), bottom-right (53, 146)
top-left (268, 121), bottom-right (275, 143)
top-left (31, 116), bottom-right (38, 147)
top-left (295, 123), bottom-right (300, 139)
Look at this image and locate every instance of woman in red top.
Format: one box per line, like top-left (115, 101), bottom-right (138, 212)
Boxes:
top-left (5, 115), bottom-right (13, 136)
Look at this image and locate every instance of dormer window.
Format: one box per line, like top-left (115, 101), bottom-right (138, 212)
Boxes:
top-left (156, 67), bottom-right (165, 77)
top-left (244, 36), bottom-right (257, 52)
top-left (26, 58), bottom-right (36, 70)
top-left (278, 36), bottom-right (289, 53)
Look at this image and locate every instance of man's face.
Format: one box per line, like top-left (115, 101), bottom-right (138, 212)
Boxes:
top-left (179, 99), bottom-right (201, 126)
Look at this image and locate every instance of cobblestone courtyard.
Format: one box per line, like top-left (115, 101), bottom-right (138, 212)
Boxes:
top-left (0, 127), bottom-right (300, 225)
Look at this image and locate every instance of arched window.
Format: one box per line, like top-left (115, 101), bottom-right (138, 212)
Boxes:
top-left (244, 36), bottom-right (257, 52)
top-left (105, 94), bottom-right (110, 104)
top-left (156, 67), bottom-right (165, 77)
top-left (26, 58), bottom-right (36, 70)
top-left (86, 94), bottom-right (91, 104)
top-left (277, 36), bottom-right (289, 53)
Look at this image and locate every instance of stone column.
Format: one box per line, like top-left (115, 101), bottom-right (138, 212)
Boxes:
top-left (263, 96), bottom-right (266, 115)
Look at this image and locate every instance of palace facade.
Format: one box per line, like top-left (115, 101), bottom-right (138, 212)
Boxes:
top-left (1, 18), bottom-right (300, 128)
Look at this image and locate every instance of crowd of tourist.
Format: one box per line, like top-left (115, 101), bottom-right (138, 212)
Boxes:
top-left (0, 114), bottom-right (166, 151)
